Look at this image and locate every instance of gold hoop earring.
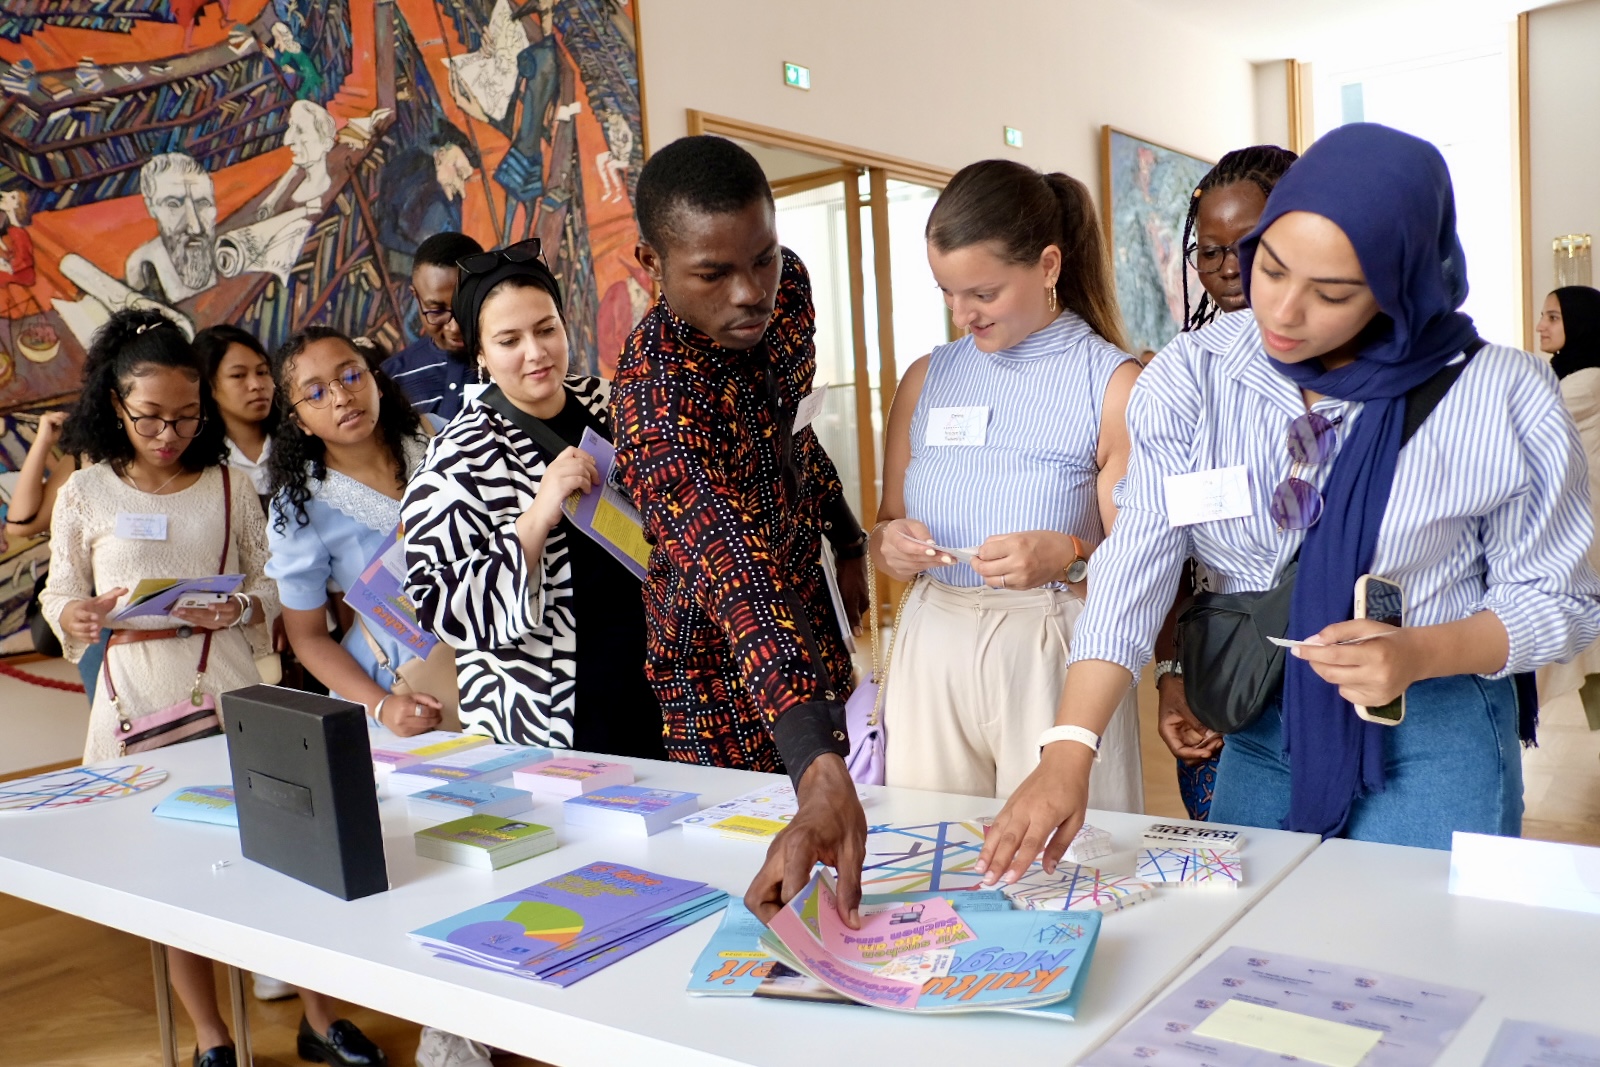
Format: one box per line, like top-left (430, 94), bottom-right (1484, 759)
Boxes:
top-left (1046, 283), bottom-right (1059, 313)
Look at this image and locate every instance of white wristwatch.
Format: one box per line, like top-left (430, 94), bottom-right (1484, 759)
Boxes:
top-left (1038, 724), bottom-right (1101, 760)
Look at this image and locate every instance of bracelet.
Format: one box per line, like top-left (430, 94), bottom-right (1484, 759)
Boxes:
top-left (372, 695), bottom-right (391, 724)
top-left (832, 534), bottom-right (868, 561)
top-left (230, 592), bottom-right (254, 628)
top-left (1153, 659), bottom-right (1184, 687)
top-left (1038, 724), bottom-right (1101, 760)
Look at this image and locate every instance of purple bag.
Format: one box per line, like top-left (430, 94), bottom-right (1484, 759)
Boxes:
top-left (843, 553), bottom-right (906, 786)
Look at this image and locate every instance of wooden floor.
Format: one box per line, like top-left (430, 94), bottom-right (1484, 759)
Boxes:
top-left (2, 678), bottom-right (1597, 1066)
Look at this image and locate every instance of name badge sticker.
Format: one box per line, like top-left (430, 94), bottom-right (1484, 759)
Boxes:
top-left (925, 406), bottom-right (989, 447)
top-left (115, 512), bottom-right (169, 541)
top-left (794, 383), bottom-right (829, 432)
top-left (1163, 466), bottom-right (1253, 527)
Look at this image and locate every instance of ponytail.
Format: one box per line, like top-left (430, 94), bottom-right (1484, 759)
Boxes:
top-left (927, 159), bottom-right (1128, 351)
top-left (1042, 172), bottom-right (1127, 352)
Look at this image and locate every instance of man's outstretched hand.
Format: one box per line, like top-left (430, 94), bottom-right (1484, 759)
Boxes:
top-left (744, 753), bottom-right (866, 929)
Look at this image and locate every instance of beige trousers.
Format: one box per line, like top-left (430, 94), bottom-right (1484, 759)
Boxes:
top-left (882, 578), bottom-right (1143, 809)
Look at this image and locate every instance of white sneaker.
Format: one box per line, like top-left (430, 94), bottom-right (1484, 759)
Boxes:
top-left (251, 973), bottom-right (295, 1001)
top-left (415, 1027), bottom-right (492, 1067)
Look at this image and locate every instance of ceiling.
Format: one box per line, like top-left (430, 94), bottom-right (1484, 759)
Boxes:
top-left (1128, 0), bottom-right (1570, 64)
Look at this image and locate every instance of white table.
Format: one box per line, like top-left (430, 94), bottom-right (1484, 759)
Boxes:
top-left (1092, 837), bottom-right (1600, 1064)
top-left (0, 736), bottom-right (1318, 1067)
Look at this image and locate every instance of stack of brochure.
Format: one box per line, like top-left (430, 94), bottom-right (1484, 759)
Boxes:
top-left (513, 758), bottom-right (634, 798)
top-left (414, 815), bottom-right (557, 870)
top-left (406, 781), bottom-right (534, 820)
top-left (370, 730), bottom-right (492, 774)
top-left (563, 786), bottom-right (699, 835)
top-left (410, 861), bottom-right (727, 986)
top-left (387, 744), bottom-right (552, 794)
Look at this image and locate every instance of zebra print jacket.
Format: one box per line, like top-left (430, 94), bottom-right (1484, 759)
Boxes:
top-left (401, 375), bottom-right (608, 746)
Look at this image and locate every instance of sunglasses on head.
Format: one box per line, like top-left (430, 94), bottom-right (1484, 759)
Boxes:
top-left (457, 238), bottom-right (544, 275)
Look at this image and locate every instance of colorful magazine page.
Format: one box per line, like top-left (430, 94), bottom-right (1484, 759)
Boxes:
top-left (110, 574), bottom-right (245, 621)
top-left (409, 861), bottom-right (713, 974)
top-left (687, 901), bottom-right (784, 995)
top-left (763, 868), bottom-right (1101, 1014)
top-left (817, 891), bottom-right (976, 966)
top-left (151, 785), bottom-right (238, 827)
top-left (343, 523), bottom-right (437, 661)
top-left (1083, 946), bottom-right (1483, 1067)
top-left (560, 427), bottom-right (650, 580)
top-left (1137, 847), bottom-right (1244, 888)
top-left (539, 889), bottom-right (728, 988)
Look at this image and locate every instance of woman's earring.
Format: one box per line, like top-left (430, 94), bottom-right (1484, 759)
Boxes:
top-left (477, 361), bottom-right (487, 383)
top-left (1046, 282), bottom-right (1059, 313)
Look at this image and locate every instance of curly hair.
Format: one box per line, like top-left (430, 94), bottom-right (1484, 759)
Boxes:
top-left (59, 308), bottom-right (229, 473)
top-left (192, 323), bottom-right (281, 437)
top-left (1181, 145), bottom-right (1299, 331)
top-left (267, 325), bottom-right (422, 532)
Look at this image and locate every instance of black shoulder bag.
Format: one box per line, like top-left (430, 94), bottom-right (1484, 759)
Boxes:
top-left (1176, 339), bottom-right (1487, 735)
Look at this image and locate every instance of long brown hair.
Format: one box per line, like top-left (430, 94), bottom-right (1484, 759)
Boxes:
top-left (926, 160), bottom-right (1128, 351)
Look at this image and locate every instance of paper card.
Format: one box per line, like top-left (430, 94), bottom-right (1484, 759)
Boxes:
top-left (876, 949), bottom-right (954, 981)
top-left (561, 427), bottom-right (650, 580)
top-left (795, 383), bottom-right (829, 432)
top-left (1192, 999), bottom-right (1383, 1067)
top-left (1163, 465), bottom-right (1252, 527)
top-left (924, 406), bottom-right (989, 447)
top-left (1267, 631), bottom-right (1398, 650)
top-left (115, 512), bottom-right (168, 540)
top-left (1449, 831), bottom-right (1600, 915)
top-left (1483, 1019), bottom-right (1600, 1067)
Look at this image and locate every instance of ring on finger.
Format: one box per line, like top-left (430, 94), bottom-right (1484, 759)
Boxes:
top-left (999, 574), bottom-right (1008, 590)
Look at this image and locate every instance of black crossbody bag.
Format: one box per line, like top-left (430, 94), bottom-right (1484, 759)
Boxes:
top-left (1177, 339), bottom-right (1487, 735)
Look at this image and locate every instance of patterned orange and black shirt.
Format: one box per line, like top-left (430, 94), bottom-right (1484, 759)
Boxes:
top-left (611, 250), bottom-right (855, 783)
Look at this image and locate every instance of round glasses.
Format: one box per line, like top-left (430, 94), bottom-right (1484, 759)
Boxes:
top-left (418, 306), bottom-right (454, 326)
top-left (1186, 242), bottom-right (1241, 275)
top-left (125, 414), bottom-right (205, 439)
top-left (293, 366), bottom-right (368, 409)
top-left (1270, 411), bottom-right (1342, 531)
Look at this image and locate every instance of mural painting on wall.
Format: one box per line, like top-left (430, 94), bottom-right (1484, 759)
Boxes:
top-left (1100, 126), bottom-right (1213, 357)
top-left (0, 0), bottom-right (647, 649)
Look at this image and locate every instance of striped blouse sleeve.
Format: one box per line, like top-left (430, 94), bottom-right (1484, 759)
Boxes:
top-left (402, 424), bottom-right (548, 652)
top-left (1475, 392), bottom-right (1600, 676)
top-left (1068, 353), bottom-right (1197, 676)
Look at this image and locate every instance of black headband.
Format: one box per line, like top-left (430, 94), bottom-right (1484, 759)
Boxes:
top-left (451, 257), bottom-right (566, 358)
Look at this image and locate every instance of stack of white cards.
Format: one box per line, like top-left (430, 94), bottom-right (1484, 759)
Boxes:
top-left (1139, 823), bottom-right (1244, 853)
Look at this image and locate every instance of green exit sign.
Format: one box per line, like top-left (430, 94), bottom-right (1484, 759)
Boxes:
top-left (783, 62), bottom-right (811, 90)
top-left (1004, 126), bottom-right (1024, 148)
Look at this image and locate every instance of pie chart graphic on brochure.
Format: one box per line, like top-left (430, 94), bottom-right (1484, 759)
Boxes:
top-left (443, 901), bottom-right (586, 964)
top-left (507, 901), bottom-right (587, 945)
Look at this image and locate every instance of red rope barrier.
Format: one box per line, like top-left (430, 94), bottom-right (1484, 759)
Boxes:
top-left (0, 661), bottom-right (86, 694)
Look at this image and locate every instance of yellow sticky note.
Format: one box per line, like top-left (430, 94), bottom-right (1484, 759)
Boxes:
top-left (1193, 999), bottom-right (1384, 1067)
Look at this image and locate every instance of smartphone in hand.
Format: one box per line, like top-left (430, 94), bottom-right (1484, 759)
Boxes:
top-left (1352, 574), bottom-right (1405, 725)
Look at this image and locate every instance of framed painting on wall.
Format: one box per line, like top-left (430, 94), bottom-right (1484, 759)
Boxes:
top-left (1100, 126), bottom-right (1213, 357)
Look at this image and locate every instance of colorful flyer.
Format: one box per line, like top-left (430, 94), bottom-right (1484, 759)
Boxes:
top-left (110, 574), bottom-right (245, 621)
top-left (343, 523), bottom-right (437, 661)
top-left (561, 427), bottom-right (650, 580)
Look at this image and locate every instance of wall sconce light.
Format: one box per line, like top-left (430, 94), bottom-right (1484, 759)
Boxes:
top-left (1554, 234), bottom-right (1592, 288)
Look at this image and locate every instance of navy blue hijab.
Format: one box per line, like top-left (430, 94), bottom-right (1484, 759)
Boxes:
top-left (1238, 123), bottom-right (1479, 838)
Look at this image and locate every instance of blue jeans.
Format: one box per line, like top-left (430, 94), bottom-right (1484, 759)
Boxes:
top-left (1209, 673), bottom-right (1522, 849)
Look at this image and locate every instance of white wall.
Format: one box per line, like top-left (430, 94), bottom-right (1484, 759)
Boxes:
top-left (1253, 61), bottom-right (1292, 148)
top-left (639, 0), bottom-right (1256, 188)
top-left (1527, 0), bottom-right (1600, 311)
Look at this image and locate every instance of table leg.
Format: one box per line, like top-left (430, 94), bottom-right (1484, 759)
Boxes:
top-left (225, 965), bottom-right (253, 1067)
top-left (149, 942), bottom-right (178, 1067)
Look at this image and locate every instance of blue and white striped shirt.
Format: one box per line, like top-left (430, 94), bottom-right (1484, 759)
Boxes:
top-left (1074, 309), bottom-right (1600, 678)
top-left (903, 310), bottom-right (1135, 587)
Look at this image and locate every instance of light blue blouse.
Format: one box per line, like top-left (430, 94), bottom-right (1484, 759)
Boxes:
top-left (902, 310), bottom-right (1134, 587)
top-left (1073, 309), bottom-right (1600, 678)
top-left (264, 432), bottom-right (431, 696)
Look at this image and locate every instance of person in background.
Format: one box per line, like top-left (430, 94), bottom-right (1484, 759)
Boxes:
top-left (266, 327), bottom-right (445, 739)
top-left (979, 124), bottom-right (1600, 882)
top-left (40, 311), bottom-right (381, 1067)
top-left (194, 325), bottom-right (278, 507)
top-left (403, 242), bottom-right (666, 765)
top-left (1156, 145), bottom-right (1299, 821)
top-left (610, 135), bottom-right (870, 929)
top-left (1535, 284), bottom-right (1600, 728)
top-left (871, 159), bottom-right (1142, 807)
top-left (381, 232), bottom-right (485, 423)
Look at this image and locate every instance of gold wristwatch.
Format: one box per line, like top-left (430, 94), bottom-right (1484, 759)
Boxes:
top-left (1062, 535), bottom-right (1090, 584)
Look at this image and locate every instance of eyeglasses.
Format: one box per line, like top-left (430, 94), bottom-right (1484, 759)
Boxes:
top-left (418, 306), bottom-right (454, 326)
top-left (457, 238), bottom-right (543, 275)
top-left (1270, 411), bottom-right (1343, 531)
top-left (293, 366), bottom-right (368, 409)
top-left (123, 412), bottom-right (205, 439)
top-left (1186, 241), bottom-right (1242, 275)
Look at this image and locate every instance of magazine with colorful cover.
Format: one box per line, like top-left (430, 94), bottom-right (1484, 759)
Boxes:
top-left (563, 786), bottom-right (700, 835)
top-left (761, 870), bottom-right (1101, 1014)
top-left (405, 781), bottom-right (534, 820)
top-left (413, 815), bottom-right (557, 869)
top-left (387, 745), bottom-right (552, 794)
top-left (343, 523), bottom-right (437, 661)
top-left (410, 861), bottom-right (719, 980)
top-left (151, 785), bottom-right (238, 827)
top-left (513, 758), bottom-right (635, 798)
top-left (369, 730), bottom-right (492, 772)
top-left (561, 427), bottom-right (650, 580)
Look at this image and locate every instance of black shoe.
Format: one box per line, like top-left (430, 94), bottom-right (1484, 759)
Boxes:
top-left (194, 1047), bottom-right (237, 1067)
top-left (297, 1016), bottom-right (388, 1066)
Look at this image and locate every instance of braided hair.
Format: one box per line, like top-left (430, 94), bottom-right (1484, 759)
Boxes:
top-left (1181, 145), bottom-right (1299, 331)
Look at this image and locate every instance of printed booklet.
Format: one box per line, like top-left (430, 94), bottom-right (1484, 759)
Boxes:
top-left (387, 744), bottom-right (552, 794)
top-left (563, 786), bottom-right (700, 835)
top-left (152, 785), bottom-right (238, 827)
top-left (414, 815), bottom-right (557, 870)
top-left (760, 869), bottom-right (1100, 1015)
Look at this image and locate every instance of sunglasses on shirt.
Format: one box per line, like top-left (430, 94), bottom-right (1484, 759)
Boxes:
top-left (1271, 411), bottom-right (1343, 531)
